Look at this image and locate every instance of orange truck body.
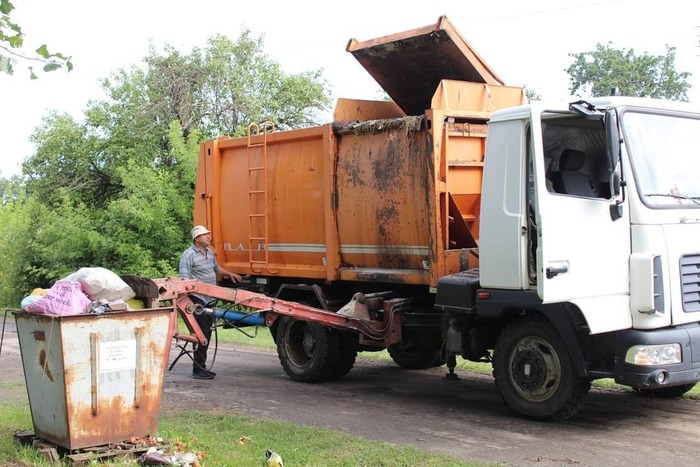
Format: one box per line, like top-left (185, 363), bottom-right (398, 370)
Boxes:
top-left (193, 16), bottom-right (524, 290)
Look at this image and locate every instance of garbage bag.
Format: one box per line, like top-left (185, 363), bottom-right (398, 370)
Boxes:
top-left (25, 280), bottom-right (91, 316)
top-left (63, 267), bottom-right (135, 302)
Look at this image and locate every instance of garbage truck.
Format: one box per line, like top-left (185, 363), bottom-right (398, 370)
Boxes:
top-left (186, 16), bottom-right (700, 421)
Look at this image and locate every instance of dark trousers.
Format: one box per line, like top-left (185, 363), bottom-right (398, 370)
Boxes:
top-left (191, 296), bottom-right (213, 372)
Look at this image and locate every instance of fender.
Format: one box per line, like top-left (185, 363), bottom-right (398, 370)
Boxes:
top-left (275, 283), bottom-right (328, 309)
top-left (475, 289), bottom-right (591, 377)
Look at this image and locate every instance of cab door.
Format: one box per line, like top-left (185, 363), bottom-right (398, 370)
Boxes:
top-left (529, 105), bottom-right (630, 303)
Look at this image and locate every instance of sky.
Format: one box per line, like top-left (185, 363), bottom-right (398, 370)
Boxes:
top-left (1, 0), bottom-right (698, 177)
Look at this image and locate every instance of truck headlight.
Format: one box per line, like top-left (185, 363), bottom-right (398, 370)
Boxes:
top-left (625, 343), bottom-right (681, 365)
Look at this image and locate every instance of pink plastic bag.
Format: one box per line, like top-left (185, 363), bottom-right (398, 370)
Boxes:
top-left (25, 280), bottom-right (91, 316)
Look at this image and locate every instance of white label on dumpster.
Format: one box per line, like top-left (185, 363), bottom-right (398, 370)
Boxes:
top-left (99, 340), bottom-right (136, 372)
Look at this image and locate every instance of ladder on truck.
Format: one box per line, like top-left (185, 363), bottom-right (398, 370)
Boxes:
top-left (246, 122), bottom-right (277, 274)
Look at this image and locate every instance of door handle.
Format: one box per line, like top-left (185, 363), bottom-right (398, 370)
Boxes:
top-left (546, 264), bottom-right (569, 279)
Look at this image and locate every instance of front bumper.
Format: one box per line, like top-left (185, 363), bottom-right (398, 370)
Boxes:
top-left (614, 323), bottom-right (700, 388)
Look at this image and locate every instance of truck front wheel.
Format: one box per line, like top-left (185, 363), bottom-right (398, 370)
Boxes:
top-left (276, 317), bottom-right (339, 383)
top-left (493, 317), bottom-right (590, 421)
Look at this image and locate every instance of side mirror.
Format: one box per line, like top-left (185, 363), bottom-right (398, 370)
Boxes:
top-left (605, 109), bottom-right (625, 221)
top-left (610, 202), bottom-right (624, 221)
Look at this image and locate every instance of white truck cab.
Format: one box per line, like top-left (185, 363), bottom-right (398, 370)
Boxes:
top-left (440, 96), bottom-right (700, 420)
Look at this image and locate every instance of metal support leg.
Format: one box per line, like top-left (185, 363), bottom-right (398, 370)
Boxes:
top-left (168, 341), bottom-right (195, 371)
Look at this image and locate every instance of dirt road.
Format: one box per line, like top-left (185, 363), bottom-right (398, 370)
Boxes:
top-left (2, 317), bottom-right (700, 467)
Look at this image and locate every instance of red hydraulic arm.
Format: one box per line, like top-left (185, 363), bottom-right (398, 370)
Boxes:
top-left (152, 277), bottom-right (404, 347)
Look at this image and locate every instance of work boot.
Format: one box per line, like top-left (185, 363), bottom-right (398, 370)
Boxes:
top-left (193, 363), bottom-right (216, 376)
top-left (192, 367), bottom-right (216, 380)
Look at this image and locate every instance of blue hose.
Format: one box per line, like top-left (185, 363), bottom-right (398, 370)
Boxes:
top-left (213, 308), bottom-right (265, 327)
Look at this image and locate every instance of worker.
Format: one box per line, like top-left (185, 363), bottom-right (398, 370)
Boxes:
top-left (179, 225), bottom-right (242, 380)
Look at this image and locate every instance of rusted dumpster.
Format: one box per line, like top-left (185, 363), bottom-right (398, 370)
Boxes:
top-left (13, 308), bottom-right (173, 450)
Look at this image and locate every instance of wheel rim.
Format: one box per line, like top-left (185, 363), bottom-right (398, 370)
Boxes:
top-left (508, 336), bottom-right (561, 402)
top-left (287, 321), bottom-right (316, 366)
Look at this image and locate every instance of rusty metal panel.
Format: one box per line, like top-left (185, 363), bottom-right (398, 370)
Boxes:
top-left (334, 116), bottom-right (435, 284)
top-left (14, 309), bottom-right (172, 450)
top-left (195, 114), bottom-right (491, 287)
top-left (346, 15), bottom-right (505, 116)
top-left (333, 98), bottom-right (406, 123)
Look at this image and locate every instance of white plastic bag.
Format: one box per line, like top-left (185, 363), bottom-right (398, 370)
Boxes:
top-left (63, 267), bottom-right (135, 302)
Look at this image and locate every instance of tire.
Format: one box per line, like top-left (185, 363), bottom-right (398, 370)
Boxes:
top-left (633, 383), bottom-right (696, 398)
top-left (388, 333), bottom-right (439, 370)
top-left (276, 316), bottom-right (339, 383)
top-left (492, 316), bottom-right (590, 421)
top-left (327, 331), bottom-right (358, 380)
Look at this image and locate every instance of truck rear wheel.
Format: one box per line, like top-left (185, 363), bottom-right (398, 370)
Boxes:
top-left (327, 331), bottom-right (358, 380)
top-left (388, 333), bottom-right (439, 369)
top-left (493, 316), bottom-right (590, 421)
top-left (276, 317), bottom-right (339, 383)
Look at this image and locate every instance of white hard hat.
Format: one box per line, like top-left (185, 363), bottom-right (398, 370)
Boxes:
top-left (191, 225), bottom-right (211, 240)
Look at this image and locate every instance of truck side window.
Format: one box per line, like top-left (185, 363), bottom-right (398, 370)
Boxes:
top-left (551, 149), bottom-right (598, 197)
top-left (542, 119), bottom-right (609, 199)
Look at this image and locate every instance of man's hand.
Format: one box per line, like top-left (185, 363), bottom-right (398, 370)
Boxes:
top-left (222, 270), bottom-right (243, 283)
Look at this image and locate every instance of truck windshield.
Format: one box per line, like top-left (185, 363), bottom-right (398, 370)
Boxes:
top-left (622, 110), bottom-right (700, 208)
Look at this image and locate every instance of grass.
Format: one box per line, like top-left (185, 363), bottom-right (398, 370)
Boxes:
top-left (0, 403), bottom-right (50, 466)
top-left (212, 321), bottom-right (275, 348)
top-left (0, 402), bottom-right (488, 466)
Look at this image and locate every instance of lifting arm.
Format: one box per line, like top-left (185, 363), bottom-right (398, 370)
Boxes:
top-left (152, 277), bottom-right (404, 347)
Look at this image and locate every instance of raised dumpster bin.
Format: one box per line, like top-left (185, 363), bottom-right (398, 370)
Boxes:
top-left (13, 308), bottom-right (174, 450)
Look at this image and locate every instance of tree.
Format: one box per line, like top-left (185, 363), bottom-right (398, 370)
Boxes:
top-left (0, 178), bottom-right (30, 304)
top-left (23, 112), bottom-right (107, 208)
top-left (22, 28), bottom-right (330, 210)
top-left (135, 31), bottom-right (330, 138)
top-left (524, 85), bottom-right (541, 102)
top-left (565, 43), bottom-right (691, 101)
top-left (0, 0), bottom-right (72, 77)
top-left (1, 124), bottom-right (199, 302)
top-left (0, 28), bottom-right (331, 304)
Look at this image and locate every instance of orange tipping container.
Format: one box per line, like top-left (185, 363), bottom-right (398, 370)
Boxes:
top-left (194, 17), bottom-right (524, 289)
top-left (195, 81), bottom-right (523, 289)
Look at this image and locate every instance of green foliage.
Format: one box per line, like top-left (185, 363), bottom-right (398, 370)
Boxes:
top-left (566, 43), bottom-right (691, 101)
top-left (10, 124), bottom-right (197, 292)
top-left (13, 194), bottom-right (102, 291)
top-left (524, 85), bottom-right (541, 102)
top-left (0, 0), bottom-right (72, 78)
top-left (133, 31), bottom-right (331, 138)
top-left (0, 183), bottom-right (32, 306)
top-left (24, 112), bottom-right (106, 207)
top-left (0, 28), bottom-right (330, 301)
top-left (0, 179), bottom-right (102, 304)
